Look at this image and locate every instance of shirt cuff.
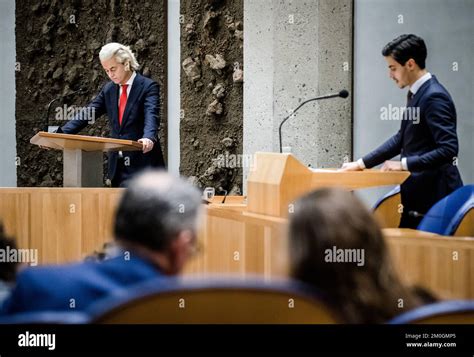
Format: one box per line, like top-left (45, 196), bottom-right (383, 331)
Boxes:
top-left (357, 158), bottom-right (366, 170)
top-left (401, 158), bottom-right (408, 171)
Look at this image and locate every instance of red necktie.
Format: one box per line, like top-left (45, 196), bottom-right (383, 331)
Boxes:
top-left (119, 84), bottom-right (128, 125)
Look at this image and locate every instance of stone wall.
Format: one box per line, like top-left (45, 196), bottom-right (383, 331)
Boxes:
top-left (180, 0), bottom-right (243, 195)
top-left (15, 0), bottom-right (167, 186)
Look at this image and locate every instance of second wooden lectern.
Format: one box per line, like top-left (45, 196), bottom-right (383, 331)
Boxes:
top-left (246, 152), bottom-right (410, 217)
top-left (30, 132), bottom-right (143, 187)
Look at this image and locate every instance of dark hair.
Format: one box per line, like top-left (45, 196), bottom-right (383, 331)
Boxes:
top-left (382, 34), bottom-right (427, 69)
top-left (289, 188), bottom-right (424, 323)
top-left (114, 170), bottom-right (202, 252)
top-left (0, 223), bottom-right (19, 282)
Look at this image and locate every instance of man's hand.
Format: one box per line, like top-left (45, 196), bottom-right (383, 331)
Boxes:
top-left (339, 162), bottom-right (363, 171)
top-left (138, 138), bottom-right (154, 154)
top-left (381, 160), bottom-right (402, 171)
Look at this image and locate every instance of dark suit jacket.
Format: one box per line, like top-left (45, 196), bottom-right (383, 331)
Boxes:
top-left (363, 75), bottom-right (463, 226)
top-left (0, 252), bottom-right (166, 314)
top-left (58, 73), bottom-right (165, 180)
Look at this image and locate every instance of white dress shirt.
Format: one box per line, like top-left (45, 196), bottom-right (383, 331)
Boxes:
top-left (410, 72), bottom-right (432, 95)
top-left (118, 71), bottom-right (137, 105)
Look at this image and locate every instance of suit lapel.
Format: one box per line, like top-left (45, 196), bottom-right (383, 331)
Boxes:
top-left (119, 74), bottom-right (144, 132)
top-left (401, 76), bottom-right (435, 132)
top-left (109, 84), bottom-right (120, 133)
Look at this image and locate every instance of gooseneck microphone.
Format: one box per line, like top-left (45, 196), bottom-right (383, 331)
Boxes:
top-left (278, 89), bottom-right (349, 153)
top-left (43, 87), bottom-right (88, 132)
top-left (408, 211), bottom-right (444, 219)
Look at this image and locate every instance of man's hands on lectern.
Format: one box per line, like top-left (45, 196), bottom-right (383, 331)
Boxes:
top-left (138, 138), bottom-right (154, 154)
top-left (340, 160), bottom-right (403, 171)
top-left (339, 162), bottom-right (362, 171)
top-left (381, 160), bottom-right (402, 171)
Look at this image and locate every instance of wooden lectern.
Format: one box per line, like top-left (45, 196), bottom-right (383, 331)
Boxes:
top-left (247, 152), bottom-right (410, 217)
top-left (30, 132), bottom-right (143, 187)
top-left (181, 151), bottom-right (413, 278)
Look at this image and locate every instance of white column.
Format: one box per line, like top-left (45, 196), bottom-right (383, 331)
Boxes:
top-left (243, 0), bottom-right (275, 193)
top-left (167, 0), bottom-right (181, 176)
top-left (0, 0), bottom-right (16, 186)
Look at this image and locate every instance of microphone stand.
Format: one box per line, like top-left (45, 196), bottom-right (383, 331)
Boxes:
top-left (278, 91), bottom-right (348, 153)
top-left (43, 88), bottom-right (87, 132)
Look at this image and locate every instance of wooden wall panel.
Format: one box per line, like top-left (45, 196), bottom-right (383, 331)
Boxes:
top-left (385, 232), bottom-right (474, 299)
top-left (1, 189), bottom-right (472, 300)
top-left (0, 188), bottom-right (122, 265)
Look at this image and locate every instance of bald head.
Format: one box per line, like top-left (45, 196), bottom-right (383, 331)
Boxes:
top-left (114, 170), bottom-right (202, 251)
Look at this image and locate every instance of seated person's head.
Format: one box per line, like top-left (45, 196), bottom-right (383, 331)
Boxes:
top-left (0, 223), bottom-right (18, 283)
top-left (289, 188), bottom-right (421, 323)
top-left (113, 170), bottom-right (202, 275)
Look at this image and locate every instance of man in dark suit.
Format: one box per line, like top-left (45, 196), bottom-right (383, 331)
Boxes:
top-left (0, 170), bottom-right (202, 315)
top-left (57, 42), bottom-right (165, 187)
top-left (341, 34), bottom-right (463, 228)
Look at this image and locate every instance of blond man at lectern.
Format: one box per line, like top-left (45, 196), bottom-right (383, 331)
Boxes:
top-left (56, 43), bottom-right (165, 187)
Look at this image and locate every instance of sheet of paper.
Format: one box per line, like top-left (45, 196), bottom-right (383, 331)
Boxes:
top-left (309, 168), bottom-right (340, 173)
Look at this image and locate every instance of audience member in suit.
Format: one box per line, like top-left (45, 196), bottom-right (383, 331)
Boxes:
top-left (0, 170), bottom-right (202, 315)
top-left (0, 223), bottom-right (20, 306)
top-left (57, 42), bottom-right (165, 187)
top-left (288, 188), bottom-right (435, 323)
top-left (341, 34), bottom-right (463, 228)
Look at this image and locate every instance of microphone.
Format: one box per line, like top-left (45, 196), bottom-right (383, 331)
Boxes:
top-left (408, 210), bottom-right (423, 218)
top-left (43, 87), bottom-right (88, 132)
top-left (278, 89), bottom-right (349, 153)
top-left (408, 211), bottom-right (445, 219)
top-left (218, 187), bottom-right (229, 204)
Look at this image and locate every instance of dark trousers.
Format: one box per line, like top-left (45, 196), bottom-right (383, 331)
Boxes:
top-left (111, 157), bottom-right (133, 188)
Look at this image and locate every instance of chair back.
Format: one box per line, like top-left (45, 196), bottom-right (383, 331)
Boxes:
top-left (418, 185), bottom-right (474, 236)
top-left (0, 311), bottom-right (89, 324)
top-left (373, 185), bottom-right (401, 228)
top-left (389, 300), bottom-right (474, 324)
top-left (89, 277), bottom-right (340, 324)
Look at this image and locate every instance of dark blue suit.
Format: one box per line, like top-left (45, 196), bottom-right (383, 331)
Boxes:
top-left (0, 252), bottom-right (166, 315)
top-left (363, 75), bottom-right (463, 228)
top-left (58, 73), bottom-right (165, 186)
